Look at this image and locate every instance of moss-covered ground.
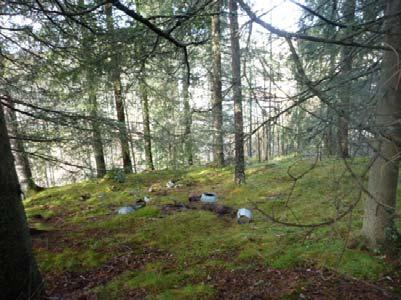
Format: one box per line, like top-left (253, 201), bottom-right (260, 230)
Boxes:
top-left (25, 157), bottom-right (401, 299)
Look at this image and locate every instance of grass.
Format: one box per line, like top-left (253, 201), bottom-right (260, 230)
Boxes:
top-left (24, 156), bottom-right (399, 298)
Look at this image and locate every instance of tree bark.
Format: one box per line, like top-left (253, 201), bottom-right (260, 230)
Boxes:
top-left (113, 79), bottom-right (133, 173)
top-left (229, 0), bottom-right (245, 184)
top-left (105, 3), bottom-right (133, 174)
top-left (88, 90), bottom-right (107, 178)
top-left (124, 99), bottom-right (138, 173)
top-left (362, 0), bottom-right (401, 249)
top-left (0, 103), bottom-right (43, 299)
top-left (337, 0), bottom-right (356, 158)
top-left (248, 80), bottom-right (253, 158)
top-left (182, 64), bottom-right (194, 166)
top-left (211, 0), bottom-right (225, 167)
top-left (79, 0), bottom-right (106, 178)
top-left (140, 81), bottom-right (155, 171)
top-left (4, 97), bottom-right (42, 193)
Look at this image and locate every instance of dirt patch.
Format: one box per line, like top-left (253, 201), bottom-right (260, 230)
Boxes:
top-left (43, 248), bottom-right (173, 299)
top-left (159, 200), bottom-right (237, 218)
top-left (160, 202), bottom-right (190, 215)
top-left (210, 266), bottom-right (396, 300)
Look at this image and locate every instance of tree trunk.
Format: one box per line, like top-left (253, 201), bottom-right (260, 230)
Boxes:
top-left (248, 84), bottom-right (253, 158)
top-left (263, 123), bottom-right (269, 161)
top-left (4, 97), bottom-right (42, 193)
top-left (229, 0), bottom-right (245, 184)
top-left (0, 103), bottom-right (43, 299)
top-left (113, 79), bottom-right (133, 173)
top-left (257, 118), bottom-right (262, 162)
top-left (211, 1), bottom-right (225, 167)
top-left (140, 82), bottom-right (155, 171)
top-left (182, 65), bottom-right (194, 166)
top-left (79, 0), bottom-right (106, 178)
top-left (88, 85), bottom-right (107, 178)
top-left (105, 3), bottom-right (133, 174)
top-left (124, 99), bottom-right (137, 173)
top-left (362, 0), bottom-right (401, 249)
top-left (337, 0), bottom-right (356, 158)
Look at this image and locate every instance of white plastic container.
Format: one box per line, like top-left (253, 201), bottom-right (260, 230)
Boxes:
top-left (166, 180), bottom-right (175, 188)
top-left (118, 206), bottom-right (135, 215)
top-left (200, 192), bottom-right (217, 203)
top-left (237, 208), bottom-right (253, 224)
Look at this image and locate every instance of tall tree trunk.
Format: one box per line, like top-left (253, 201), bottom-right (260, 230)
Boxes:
top-left (105, 3), bottom-right (133, 174)
top-left (124, 99), bottom-right (137, 173)
top-left (0, 103), bottom-right (43, 299)
top-left (263, 121), bottom-right (269, 161)
top-left (337, 0), bottom-right (356, 158)
top-left (248, 83), bottom-right (253, 158)
top-left (114, 79), bottom-right (133, 173)
top-left (140, 82), bottom-right (155, 171)
top-left (79, 0), bottom-right (106, 178)
top-left (88, 79), bottom-right (107, 178)
top-left (229, 0), bottom-right (245, 184)
top-left (182, 65), bottom-right (194, 166)
top-left (4, 97), bottom-right (42, 193)
top-left (211, 0), bottom-right (225, 167)
top-left (257, 118), bottom-right (262, 162)
top-left (362, 0), bottom-right (401, 249)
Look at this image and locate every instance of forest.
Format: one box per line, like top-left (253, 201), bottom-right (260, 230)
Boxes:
top-left (1, 0), bottom-right (401, 299)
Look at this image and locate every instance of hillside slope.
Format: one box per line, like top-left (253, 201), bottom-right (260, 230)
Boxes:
top-left (25, 158), bottom-right (401, 299)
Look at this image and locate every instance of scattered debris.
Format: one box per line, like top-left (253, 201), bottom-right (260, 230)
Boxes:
top-left (160, 202), bottom-right (188, 215)
top-left (132, 199), bottom-right (146, 210)
top-left (166, 180), bottom-right (176, 189)
top-left (187, 201), bottom-right (236, 218)
top-left (214, 205), bottom-right (236, 217)
top-left (117, 206), bottom-right (135, 215)
top-left (97, 193), bottom-right (106, 200)
top-left (144, 196), bottom-right (151, 203)
top-left (117, 199), bottom-right (147, 215)
top-left (188, 193), bottom-right (201, 202)
top-left (200, 192), bottom-right (217, 203)
top-left (79, 193), bottom-right (91, 201)
top-left (237, 208), bottom-right (253, 224)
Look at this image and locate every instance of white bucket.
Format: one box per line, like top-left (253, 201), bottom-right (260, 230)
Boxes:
top-left (200, 192), bottom-right (217, 203)
top-left (118, 206), bottom-right (135, 215)
top-left (237, 208), bottom-right (253, 224)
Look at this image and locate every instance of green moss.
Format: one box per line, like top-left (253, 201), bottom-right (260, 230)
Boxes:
top-left (155, 284), bottom-right (215, 299)
top-left (124, 270), bottom-right (187, 290)
top-left (237, 244), bottom-right (263, 261)
top-left (37, 248), bottom-right (109, 272)
top-left (25, 156), bottom-right (400, 297)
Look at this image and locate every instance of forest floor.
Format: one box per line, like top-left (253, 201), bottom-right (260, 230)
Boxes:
top-left (25, 157), bottom-right (401, 299)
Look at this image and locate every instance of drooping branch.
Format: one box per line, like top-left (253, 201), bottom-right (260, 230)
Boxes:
top-left (236, 0), bottom-right (390, 51)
